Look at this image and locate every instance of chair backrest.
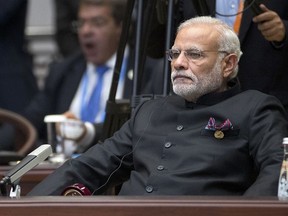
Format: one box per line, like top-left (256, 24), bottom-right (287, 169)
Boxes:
top-left (0, 108), bottom-right (37, 156)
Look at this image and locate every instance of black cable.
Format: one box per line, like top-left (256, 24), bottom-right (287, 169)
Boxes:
top-left (215, 0), bottom-right (259, 17)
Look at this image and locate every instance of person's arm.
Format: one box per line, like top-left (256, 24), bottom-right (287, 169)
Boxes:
top-left (244, 95), bottom-right (288, 196)
top-left (74, 122), bottom-right (103, 153)
top-left (253, 4), bottom-right (287, 48)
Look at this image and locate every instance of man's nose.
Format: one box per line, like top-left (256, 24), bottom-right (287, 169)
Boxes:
top-left (172, 52), bottom-right (189, 70)
top-left (79, 21), bottom-right (94, 33)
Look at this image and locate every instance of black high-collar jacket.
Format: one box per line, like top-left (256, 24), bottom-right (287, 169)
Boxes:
top-left (28, 81), bottom-right (288, 196)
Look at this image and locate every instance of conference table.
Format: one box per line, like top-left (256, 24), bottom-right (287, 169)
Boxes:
top-left (0, 196), bottom-right (287, 216)
top-left (0, 163), bottom-right (288, 216)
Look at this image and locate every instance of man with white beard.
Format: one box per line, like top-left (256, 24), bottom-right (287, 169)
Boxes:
top-left (28, 16), bottom-right (288, 196)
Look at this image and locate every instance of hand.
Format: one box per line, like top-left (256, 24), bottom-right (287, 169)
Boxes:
top-left (58, 119), bottom-right (87, 142)
top-left (62, 111), bottom-right (79, 120)
top-left (252, 4), bottom-right (286, 42)
top-left (57, 111), bottom-right (87, 142)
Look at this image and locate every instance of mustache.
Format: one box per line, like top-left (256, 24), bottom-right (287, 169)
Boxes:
top-left (171, 70), bottom-right (195, 82)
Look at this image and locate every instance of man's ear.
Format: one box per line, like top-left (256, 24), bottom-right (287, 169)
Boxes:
top-left (222, 54), bottom-right (238, 78)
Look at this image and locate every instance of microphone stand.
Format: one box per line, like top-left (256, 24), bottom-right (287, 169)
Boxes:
top-left (130, 0), bottom-right (161, 109)
top-left (163, 0), bottom-right (175, 96)
top-left (0, 178), bottom-right (21, 198)
top-left (101, 0), bottom-right (135, 141)
top-left (0, 178), bottom-right (8, 197)
top-left (102, 0), bottom-right (161, 141)
top-left (101, 0), bottom-right (176, 141)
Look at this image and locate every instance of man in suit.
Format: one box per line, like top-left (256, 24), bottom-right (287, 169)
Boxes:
top-left (23, 0), bottom-right (163, 155)
top-left (149, 0), bottom-right (288, 110)
top-left (0, 0), bottom-right (38, 113)
top-left (28, 16), bottom-right (288, 196)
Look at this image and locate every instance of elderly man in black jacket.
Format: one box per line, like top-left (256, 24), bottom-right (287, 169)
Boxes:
top-left (28, 16), bottom-right (288, 196)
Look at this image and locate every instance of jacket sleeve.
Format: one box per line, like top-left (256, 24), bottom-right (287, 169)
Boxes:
top-left (244, 95), bottom-right (288, 196)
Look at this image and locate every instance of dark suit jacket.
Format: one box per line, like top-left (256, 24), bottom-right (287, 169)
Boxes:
top-left (23, 51), bottom-right (164, 148)
top-left (28, 80), bottom-right (288, 196)
top-left (148, 0), bottom-right (288, 107)
top-left (0, 0), bottom-right (38, 113)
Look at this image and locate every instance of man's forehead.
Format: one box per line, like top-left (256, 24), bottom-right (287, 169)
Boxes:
top-left (180, 23), bottom-right (218, 37)
top-left (78, 4), bottom-right (111, 16)
top-left (175, 25), bottom-right (219, 49)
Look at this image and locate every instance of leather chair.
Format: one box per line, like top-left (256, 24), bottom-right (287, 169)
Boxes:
top-left (0, 108), bottom-right (37, 164)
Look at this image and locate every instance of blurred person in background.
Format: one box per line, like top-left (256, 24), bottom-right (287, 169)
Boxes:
top-left (0, 0), bottom-right (38, 113)
top-left (22, 0), bottom-right (163, 156)
top-left (0, 0), bottom-right (38, 151)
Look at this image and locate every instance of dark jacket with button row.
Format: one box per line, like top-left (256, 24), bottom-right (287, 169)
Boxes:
top-left (28, 80), bottom-right (288, 196)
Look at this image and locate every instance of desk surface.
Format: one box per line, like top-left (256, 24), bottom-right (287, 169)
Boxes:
top-left (0, 196), bottom-right (287, 216)
top-left (1, 165), bottom-right (288, 216)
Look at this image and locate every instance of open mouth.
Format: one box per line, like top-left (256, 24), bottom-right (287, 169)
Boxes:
top-left (83, 41), bottom-right (95, 50)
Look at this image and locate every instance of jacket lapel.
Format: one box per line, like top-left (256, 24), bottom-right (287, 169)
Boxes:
top-left (238, 2), bottom-right (254, 43)
top-left (58, 56), bottom-right (86, 112)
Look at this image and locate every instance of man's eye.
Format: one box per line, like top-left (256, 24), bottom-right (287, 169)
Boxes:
top-left (90, 18), bottom-right (107, 27)
top-left (186, 51), bottom-right (202, 59)
top-left (171, 51), bottom-right (180, 59)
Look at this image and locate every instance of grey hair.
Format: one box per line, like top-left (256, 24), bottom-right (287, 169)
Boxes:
top-left (177, 16), bottom-right (243, 79)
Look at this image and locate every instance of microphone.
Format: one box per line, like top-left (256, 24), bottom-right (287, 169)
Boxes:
top-left (1, 144), bottom-right (52, 186)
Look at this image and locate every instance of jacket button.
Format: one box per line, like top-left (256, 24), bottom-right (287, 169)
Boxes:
top-left (145, 185), bottom-right (153, 193)
top-left (157, 165), bottom-right (164, 171)
top-left (164, 142), bottom-right (172, 148)
top-left (176, 125), bottom-right (183, 131)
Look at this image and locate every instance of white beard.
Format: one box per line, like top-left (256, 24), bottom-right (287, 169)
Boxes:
top-left (171, 58), bottom-right (223, 102)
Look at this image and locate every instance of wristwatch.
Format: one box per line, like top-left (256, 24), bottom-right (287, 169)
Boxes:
top-left (62, 183), bottom-right (91, 196)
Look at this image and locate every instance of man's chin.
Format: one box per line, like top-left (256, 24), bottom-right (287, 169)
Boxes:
top-left (83, 51), bottom-right (99, 63)
top-left (173, 82), bottom-right (194, 89)
top-left (86, 56), bottom-right (102, 65)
